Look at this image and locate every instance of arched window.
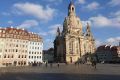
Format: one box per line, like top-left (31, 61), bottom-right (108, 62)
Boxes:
top-left (18, 55), bottom-right (20, 58)
top-left (76, 41), bottom-right (79, 54)
top-left (12, 55), bottom-right (14, 58)
top-left (69, 40), bottom-right (74, 54)
top-left (4, 54), bottom-right (6, 58)
top-left (16, 45), bottom-right (18, 47)
top-left (8, 55), bottom-right (10, 58)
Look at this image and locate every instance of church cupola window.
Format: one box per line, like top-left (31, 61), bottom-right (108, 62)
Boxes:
top-left (72, 7), bottom-right (74, 11)
top-left (68, 1), bottom-right (76, 16)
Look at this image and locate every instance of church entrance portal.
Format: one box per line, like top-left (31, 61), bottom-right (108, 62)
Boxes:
top-left (70, 57), bottom-right (72, 63)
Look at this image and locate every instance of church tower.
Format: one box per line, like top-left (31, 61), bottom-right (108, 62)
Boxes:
top-left (85, 23), bottom-right (95, 54)
top-left (68, 1), bottom-right (76, 16)
top-left (63, 0), bottom-right (83, 35)
top-left (86, 23), bottom-right (92, 37)
top-left (54, 1), bottom-right (95, 63)
top-left (56, 27), bottom-right (61, 36)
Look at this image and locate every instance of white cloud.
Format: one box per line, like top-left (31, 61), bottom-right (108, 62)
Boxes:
top-left (46, 0), bottom-right (63, 3)
top-left (38, 24), bottom-right (62, 37)
top-left (89, 15), bottom-right (111, 27)
top-left (95, 40), bottom-right (103, 47)
top-left (42, 0), bottom-right (63, 5)
top-left (48, 24), bottom-right (63, 35)
top-left (106, 37), bottom-right (120, 43)
top-left (95, 37), bottom-right (120, 47)
top-left (77, 0), bottom-right (86, 4)
top-left (12, 9), bottom-right (23, 15)
top-left (114, 11), bottom-right (120, 17)
top-left (39, 32), bottom-right (48, 36)
top-left (108, 0), bottom-right (120, 6)
top-left (106, 37), bottom-right (120, 46)
top-left (18, 20), bottom-right (39, 29)
top-left (2, 12), bottom-right (11, 16)
top-left (84, 2), bottom-right (100, 10)
top-left (89, 15), bottom-right (120, 28)
top-left (44, 38), bottom-right (54, 49)
top-left (106, 38), bottom-right (115, 43)
top-left (8, 21), bottom-right (13, 24)
top-left (13, 2), bottom-right (56, 21)
top-left (81, 20), bottom-right (91, 27)
top-left (111, 11), bottom-right (120, 17)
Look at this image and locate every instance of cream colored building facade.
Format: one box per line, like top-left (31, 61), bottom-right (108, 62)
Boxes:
top-left (54, 1), bottom-right (95, 63)
top-left (0, 27), bottom-right (43, 67)
top-left (28, 32), bottom-right (43, 65)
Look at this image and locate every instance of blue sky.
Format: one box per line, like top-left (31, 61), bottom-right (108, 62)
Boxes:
top-left (0, 0), bottom-right (120, 49)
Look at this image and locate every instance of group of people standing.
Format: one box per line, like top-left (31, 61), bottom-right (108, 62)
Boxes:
top-left (45, 62), bottom-right (60, 68)
top-left (44, 60), bottom-right (97, 69)
top-left (43, 55), bottom-right (97, 69)
top-left (85, 55), bottom-right (97, 69)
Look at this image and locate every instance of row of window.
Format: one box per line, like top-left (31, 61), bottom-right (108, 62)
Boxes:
top-left (18, 61), bottom-right (26, 65)
top-left (0, 34), bottom-right (40, 40)
top-left (6, 34), bottom-right (28, 39)
top-left (29, 56), bottom-right (41, 59)
top-left (2, 61), bottom-right (27, 66)
top-left (6, 44), bottom-right (27, 48)
top-left (3, 55), bottom-right (27, 58)
top-left (29, 51), bottom-right (42, 54)
top-left (30, 42), bottom-right (42, 45)
top-left (0, 30), bottom-right (5, 33)
top-left (3, 55), bottom-right (42, 59)
top-left (4, 55), bottom-right (14, 58)
top-left (0, 29), bottom-right (29, 36)
top-left (29, 46), bottom-right (42, 50)
top-left (0, 34), bottom-right (5, 37)
top-left (5, 49), bottom-right (27, 53)
top-left (0, 29), bottom-right (27, 35)
top-left (1, 49), bottom-right (42, 54)
top-left (18, 55), bottom-right (27, 58)
top-left (6, 39), bottom-right (28, 43)
top-left (6, 44), bottom-right (42, 49)
top-left (0, 38), bottom-right (42, 44)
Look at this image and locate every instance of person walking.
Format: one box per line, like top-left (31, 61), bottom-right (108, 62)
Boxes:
top-left (45, 62), bottom-right (48, 68)
top-left (50, 62), bottom-right (53, 68)
top-left (91, 56), bottom-right (97, 69)
top-left (75, 62), bottom-right (77, 66)
top-left (93, 61), bottom-right (96, 69)
top-left (65, 62), bottom-right (68, 65)
top-left (57, 62), bottom-right (59, 68)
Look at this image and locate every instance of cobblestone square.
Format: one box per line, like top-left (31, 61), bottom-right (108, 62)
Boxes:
top-left (0, 64), bottom-right (120, 80)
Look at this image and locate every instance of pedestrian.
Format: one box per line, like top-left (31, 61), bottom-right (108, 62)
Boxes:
top-left (39, 62), bottom-right (42, 66)
top-left (91, 57), bottom-right (97, 69)
top-left (77, 62), bottom-right (79, 67)
top-left (75, 62), bottom-right (77, 66)
top-left (57, 62), bottom-right (59, 68)
top-left (45, 62), bottom-right (48, 68)
top-left (50, 62), bottom-right (53, 68)
top-left (65, 62), bottom-right (68, 65)
top-left (93, 61), bottom-right (96, 69)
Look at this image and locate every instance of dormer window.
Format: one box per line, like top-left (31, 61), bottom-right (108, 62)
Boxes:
top-left (3, 30), bottom-right (5, 33)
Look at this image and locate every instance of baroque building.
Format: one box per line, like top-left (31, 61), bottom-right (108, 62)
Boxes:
top-left (54, 1), bottom-right (95, 63)
top-left (0, 27), bottom-right (43, 67)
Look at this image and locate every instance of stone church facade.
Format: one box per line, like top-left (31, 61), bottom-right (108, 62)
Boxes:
top-left (54, 1), bottom-right (95, 63)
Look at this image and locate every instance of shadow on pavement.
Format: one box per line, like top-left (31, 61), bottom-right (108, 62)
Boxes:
top-left (0, 73), bottom-right (120, 80)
